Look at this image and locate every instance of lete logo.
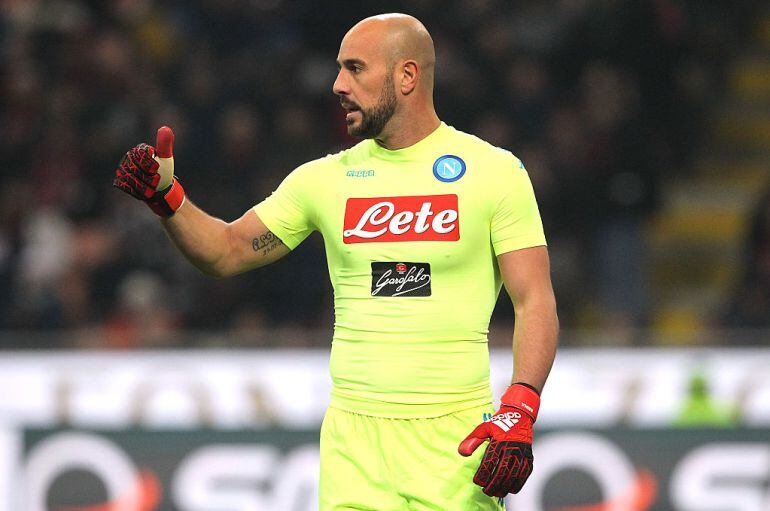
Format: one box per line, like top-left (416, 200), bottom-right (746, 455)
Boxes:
top-left (343, 194), bottom-right (459, 243)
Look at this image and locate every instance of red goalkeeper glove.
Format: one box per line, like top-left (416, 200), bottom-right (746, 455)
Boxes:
top-left (113, 126), bottom-right (185, 217)
top-left (458, 383), bottom-right (540, 497)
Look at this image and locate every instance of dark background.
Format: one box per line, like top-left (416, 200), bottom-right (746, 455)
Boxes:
top-left (1, 0), bottom-right (768, 348)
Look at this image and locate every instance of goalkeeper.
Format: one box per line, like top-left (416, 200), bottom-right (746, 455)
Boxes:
top-left (114, 13), bottom-right (558, 511)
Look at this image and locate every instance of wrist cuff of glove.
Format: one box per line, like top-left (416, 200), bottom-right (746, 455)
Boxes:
top-left (501, 383), bottom-right (541, 421)
top-left (148, 177), bottom-right (185, 217)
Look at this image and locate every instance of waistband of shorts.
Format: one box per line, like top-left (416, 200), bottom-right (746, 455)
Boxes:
top-left (329, 386), bottom-right (493, 419)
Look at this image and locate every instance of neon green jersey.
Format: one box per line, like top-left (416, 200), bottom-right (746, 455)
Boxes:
top-left (254, 122), bottom-right (546, 418)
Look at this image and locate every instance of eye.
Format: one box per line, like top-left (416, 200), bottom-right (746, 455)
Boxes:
top-left (347, 63), bottom-right (362, 74)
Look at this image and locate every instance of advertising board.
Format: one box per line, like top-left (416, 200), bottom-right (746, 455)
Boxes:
top-left (9, 428), bottom-right (770, 511)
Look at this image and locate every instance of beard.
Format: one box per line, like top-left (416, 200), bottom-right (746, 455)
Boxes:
top-left (347, 74), bottom-right (398, 139)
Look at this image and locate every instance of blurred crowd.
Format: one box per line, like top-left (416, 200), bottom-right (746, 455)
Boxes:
top-left (724, 187), bottom-right (770, 329)
top-left (0, 0), bottom-right (761, 348)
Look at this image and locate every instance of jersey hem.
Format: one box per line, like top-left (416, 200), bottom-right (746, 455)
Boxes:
top-left (328, 394), bottom-right (493, 420)
top-left (251, 204), bottom-right (301, 250)
top-left (493, 239), bottom-right (547, 257)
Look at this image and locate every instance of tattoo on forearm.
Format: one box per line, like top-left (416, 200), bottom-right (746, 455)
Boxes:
top-left (252, 231), bottom-right (284, 257)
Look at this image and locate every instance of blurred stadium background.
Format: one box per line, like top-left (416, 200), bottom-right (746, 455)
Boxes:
top-left (1, 0), bottom-right (769, 510)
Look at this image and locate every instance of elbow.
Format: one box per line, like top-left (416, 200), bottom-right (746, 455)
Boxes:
top-left (553, 310), bottom-right (561, 343)
top-left (205, 268), bottom-right (229, 278)
top-left (549, 295), bottom-right (560, 336)
top-left (194, 254), bottom-right (236, 278)
top-left (197, 264), bottom-right (228, 278)
top-left (200, 223), bottom-right (239, 278)
top-left (201, 260), bottom-right (238, 278)
top-left (516, 292), bottom-right (559, 335)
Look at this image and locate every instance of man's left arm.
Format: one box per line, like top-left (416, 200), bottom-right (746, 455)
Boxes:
top-left (500, 245), bottom-right (559, 392)
top-left (459, 245), bottom-right (558, 498)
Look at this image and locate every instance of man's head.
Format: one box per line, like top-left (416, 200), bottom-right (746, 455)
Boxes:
top-left (333, 13), bottom-right (436, 140)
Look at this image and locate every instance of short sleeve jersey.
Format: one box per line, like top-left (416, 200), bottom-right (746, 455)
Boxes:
top-left (254, 122), bottom-right (546, 418)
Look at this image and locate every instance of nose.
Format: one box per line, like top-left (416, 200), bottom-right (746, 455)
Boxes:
top-left (333, 69), bottom-right (348, 96)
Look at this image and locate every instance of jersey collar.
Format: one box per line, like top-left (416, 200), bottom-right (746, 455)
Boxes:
top-left (367, 122), bottom-right (449, 162)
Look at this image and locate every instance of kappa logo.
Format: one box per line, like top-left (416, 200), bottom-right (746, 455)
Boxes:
top-left (346, 169), bottom-right (375, 177)
top-left (343, 194), bottom-right (459, 243)
top-left (433, 155), bottom-right (466, 182)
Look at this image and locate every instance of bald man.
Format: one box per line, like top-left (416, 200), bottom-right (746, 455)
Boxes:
top-left (114, 13), bottom-right (558, 511)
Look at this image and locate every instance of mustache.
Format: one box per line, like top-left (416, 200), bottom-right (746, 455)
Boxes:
top-left (340, 99), bottom-right (361, 111)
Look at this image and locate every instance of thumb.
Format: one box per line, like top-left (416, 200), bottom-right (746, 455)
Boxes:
top-left (458, 423), bottom-right (490, 457)
top-left (154, 126), bottom-right (175, 191)
top-left (156, 126), bottom-right (174, 158)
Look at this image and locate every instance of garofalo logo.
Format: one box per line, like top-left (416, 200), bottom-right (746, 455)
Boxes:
top-left (371, 262), bottom-right (431, 297)
top-left (343, 194), bottom-right (459, 243)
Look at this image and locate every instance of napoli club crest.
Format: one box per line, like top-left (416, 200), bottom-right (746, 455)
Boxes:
top-left (433, 155), bottom-right (466, 182)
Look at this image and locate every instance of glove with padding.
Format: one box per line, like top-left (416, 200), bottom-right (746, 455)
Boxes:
top-left (458, 383), bottom-right (540, 497)
top-left (113, 126), bottom-right (185, 217)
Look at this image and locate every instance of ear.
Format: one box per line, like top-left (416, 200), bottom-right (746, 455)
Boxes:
top-left (400, 60), bottom-right (419, 95)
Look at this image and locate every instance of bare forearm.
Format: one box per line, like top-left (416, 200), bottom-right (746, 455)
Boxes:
top-left (160, 200), bottom-right (289, 277)
top-left (160, 199), bottom-right (232, 276)
top-left (511, 295), bottom-right (559, 392)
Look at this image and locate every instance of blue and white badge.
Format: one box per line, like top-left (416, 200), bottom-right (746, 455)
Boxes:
top-left (432, 155), bottom-right (466, 183)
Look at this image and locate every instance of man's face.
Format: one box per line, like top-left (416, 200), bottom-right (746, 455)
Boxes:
top-left (333, 31), bottom-right (398, 139)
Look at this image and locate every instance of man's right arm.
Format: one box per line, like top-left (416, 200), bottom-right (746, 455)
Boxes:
top-left (161, 201), bottom-right (290, 278)
top-left (113, 126), bottom-right (291, 278)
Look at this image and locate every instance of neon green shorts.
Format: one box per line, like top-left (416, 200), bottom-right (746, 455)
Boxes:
top-left (319, 405), bottom-right (506, 511)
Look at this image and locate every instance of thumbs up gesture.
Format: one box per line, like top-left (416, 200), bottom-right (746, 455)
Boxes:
top-left (113, 126), bottom-right (186, 217)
